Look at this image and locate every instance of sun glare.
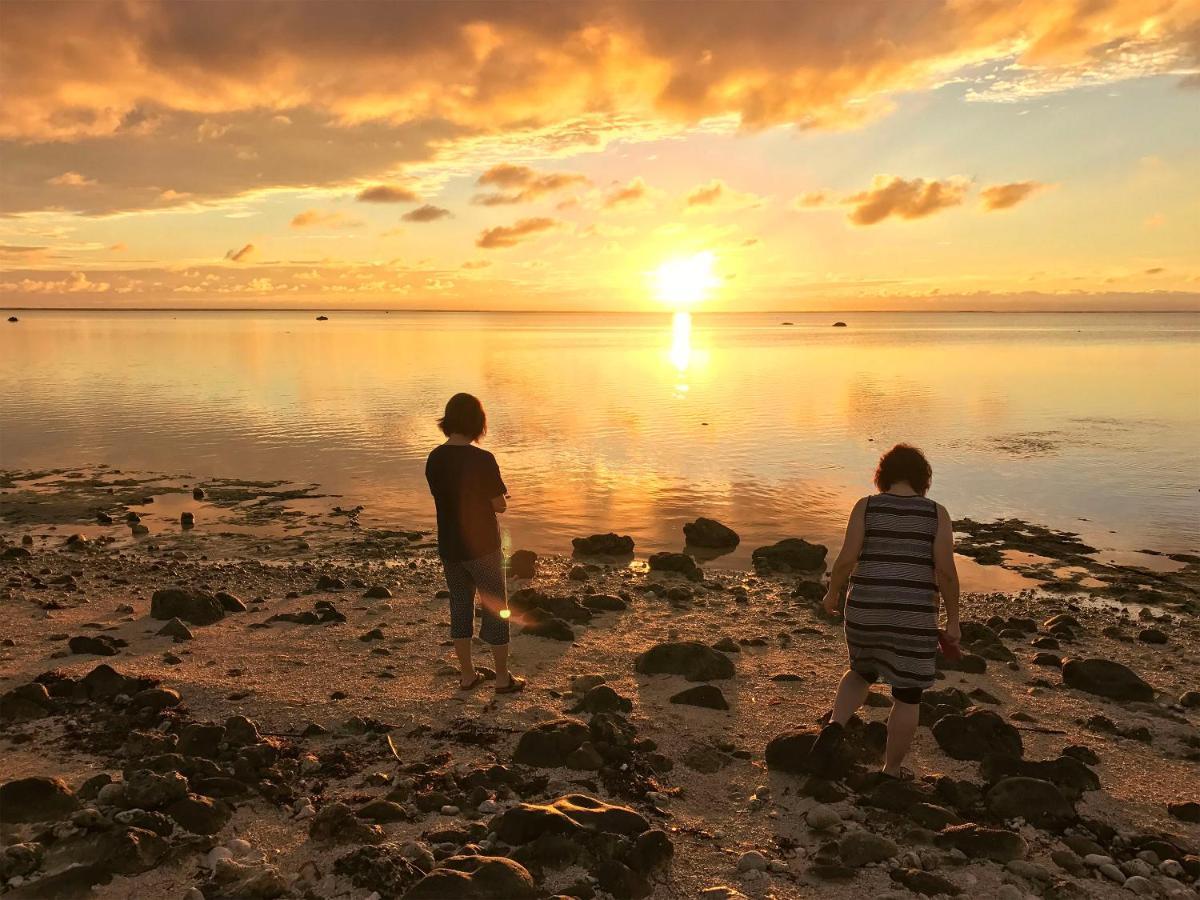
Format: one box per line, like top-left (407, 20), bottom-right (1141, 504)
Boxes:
top-left (653, 252), bottom-right (718, 307)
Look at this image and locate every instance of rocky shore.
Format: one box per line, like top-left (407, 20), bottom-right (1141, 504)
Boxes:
top-left (1, 468), bottom-right (1198, 899)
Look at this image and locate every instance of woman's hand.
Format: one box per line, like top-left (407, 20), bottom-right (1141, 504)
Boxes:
top-left (822, 591), bottom-right (840, 616)
top-left (942, 620), bottom-right (961, 645)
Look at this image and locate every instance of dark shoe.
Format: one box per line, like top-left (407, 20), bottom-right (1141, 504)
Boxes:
top-left (494, 674), bottom-right (526, 695)
top-left (806, 721), bottom-right (845, 776)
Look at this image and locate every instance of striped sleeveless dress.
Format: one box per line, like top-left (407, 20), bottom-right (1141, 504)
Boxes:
top-left (844, 493), bottom-right (940, 690)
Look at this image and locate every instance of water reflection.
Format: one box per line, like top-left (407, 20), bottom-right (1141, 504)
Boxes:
top-left (669, 311), bottom-right (692, 373)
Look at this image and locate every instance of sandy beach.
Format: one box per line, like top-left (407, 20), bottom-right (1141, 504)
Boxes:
top-left (2, 468), bottom-right (1198, 900)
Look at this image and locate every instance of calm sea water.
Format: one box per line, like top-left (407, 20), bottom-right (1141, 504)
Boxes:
top-left (1, 309), bottom-right (1197, 575)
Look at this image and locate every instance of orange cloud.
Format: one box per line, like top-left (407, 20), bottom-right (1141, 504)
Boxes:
top-left (290, 209), bottom-right (361, 229)
top-left (845, 175), bottom-right (969, 225)
top-left (476, 217), bottom-right (560, 248)
top-left (356, 184), bottom-right (419, 203)
top-left (979, 180), bottom-right (1050, 211)
top-left (473, 164), bottom-right (589, 205)
top-left (401, 204), bottom-right (451, 222)
top-left (684, 178), bottom-right (762, 212)
top-left (47, 171), bottom-right (96, 187)
top-left (225, 243), bottom-right (257, 262)
top-left (603, 177), bottom-right (653, 210)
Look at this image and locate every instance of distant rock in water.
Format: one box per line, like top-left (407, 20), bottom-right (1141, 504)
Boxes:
top-left (316, 315), bottom-right (328, 321)
top-left (7, 316), bottom-right (17, 323)
top-left (180, 511), bottom-right (195, 528)
top-left (751, 538), bottom-right (828, 573)
top-left (572, 532), bottom-right (634, 556)
top-left (192, 487), bottom-right (205, 500)
top-left (683, 517), bottom-right (740, 548)
top-left (833, 321), bottom-right (847, 327)
top-left (781, 321), bottom-right (793, 326)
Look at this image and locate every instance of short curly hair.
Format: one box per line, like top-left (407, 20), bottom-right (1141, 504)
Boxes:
top-left (874, 443), bottom-right (932, 495)
top-left (438, 393), bottom-right (487, 441)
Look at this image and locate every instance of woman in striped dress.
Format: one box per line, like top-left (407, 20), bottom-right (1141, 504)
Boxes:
top-left (810, 444), bottom-right (960, 777)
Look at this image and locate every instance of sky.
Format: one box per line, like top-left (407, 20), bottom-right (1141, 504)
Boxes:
top-left (1, 0), bottom-right (1198, 312)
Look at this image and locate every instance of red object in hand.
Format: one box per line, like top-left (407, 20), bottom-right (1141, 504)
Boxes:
top-left (938, 631), bottom-right (963, 661)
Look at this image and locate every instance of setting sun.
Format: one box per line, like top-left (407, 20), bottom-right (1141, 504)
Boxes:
top-left (652, 252), bottom-right (719, 307)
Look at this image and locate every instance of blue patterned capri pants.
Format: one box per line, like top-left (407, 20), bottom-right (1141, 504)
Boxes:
top-left (441, 551), bottom-right (509, 645)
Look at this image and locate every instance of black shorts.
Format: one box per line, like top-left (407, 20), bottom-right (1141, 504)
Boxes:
top-left (852, 668), bottom-right (924, 704)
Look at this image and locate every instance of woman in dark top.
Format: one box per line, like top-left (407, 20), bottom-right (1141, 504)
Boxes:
top-left (809, 444), bottom-right (960, 776)
top-left (425, 393), bottom-right (525, 694)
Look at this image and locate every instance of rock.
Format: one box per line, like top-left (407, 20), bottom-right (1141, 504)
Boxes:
top-left (891, 867), bottom-right (961, 896)
top-left (359, 799), bottom-right (410, 822)
top-left (682, 743), bottom-right (729, 774)
top-left (569, 565), bottom-right (590, 581)
top-left (334, 844), bottom-right (425, 896)
top-left (932, 709), bottom-right (1023, 761)
top-left (490, 794), bottom-right (649, 844)
top-left (157, 617), bottom-right (194, 641)
top-left (15, 826), bottom-right (168, 894)
top-left (0, 776), bottom-right (79, 822)
top-left (215, 591), bottom-right (247, 612)
top-left (806, 805), bottom-right (842, 831)
top-left (1062, 658), bottom-right (1154, 701)
top-left (364, 585), bottom-right (393, 599)
top-left (317, 574), bottom-right (345, 590)
top-left (712, 636), bottom-right (740, 652)
top-left (839, 830), bottom-right (897, 867)
top-left (1167, 801), bottom-right (1200, 823)
top-left (936, 824), bottom-right (1027, 862)
top-left (167, 794), bottom-right (231, 834)
top-left (1138, 627), bottom-right (1167, 644)
top-left (512, 718), bottom-right (590, 767)
top-left (751, 538), bottom-right (828, 573)
top-left (68, 634), bottom-right (122, 656)
top-left (736, 850), bottom-right (768, 872)
top-left (583, 593), bottom-right (627, 611)
top-left (630, 828), bottom-right (674, 876)
top-left (570, 684), bottom-right (632, 714)
top-left (80, 662), bottom-right (146, 698)
top-left (124, 770), bottom-right (189, 810)
top-left (507, 550), bottom-right (537, 579)
top-left (2, 545), bottom-right (32, 558)
top-left (180, 511), bottom-right (195, 527)
top-left (684, 517), bottom-right (740, 548)
top-left (572, 533), bottom-right (634, 556)
top-left (150, 587), bottom-right (226, 625)
top-left (520, 610), bottom-right (575, 641)
top-left (310, 802), bottom-right (386, 844)
top-left (403, 855), bottom-right (537, 899)
top-left (634, 641), bottom-right (735, 681)
top-left (178, 723), bottom-right (226, 757)
top-left (986, 777), bottom-right (1076, 828)
top-left (647, 551), bottom-right (702, 581)
top-left (979, 754), bottom-right (1099, 799)
top-left (699, 888), bottom-right (748, 900)
top-left (669, 684), bottom-right (729, 710)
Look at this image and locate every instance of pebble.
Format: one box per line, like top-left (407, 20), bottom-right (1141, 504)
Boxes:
top-left (1098, 862), bottom-right (1125, 883)
top-left (806, 804), bottom-right (841, 831)
top-left (1124, 875), bottom-right (1155, 895)
top-left (440, 805), bottom-right (459, 816)
top-left (736, 850), bottom-right (768, 872)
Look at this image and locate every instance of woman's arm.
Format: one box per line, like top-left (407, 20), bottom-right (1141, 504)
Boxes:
top-left (822, 498), bottom-right (868, 614)
top-left (491, 494), bottom-right (507, 513)
top-left (933, 503), bottom-right (961, 643)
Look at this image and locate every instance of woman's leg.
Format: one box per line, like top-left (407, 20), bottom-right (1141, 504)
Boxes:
top-left (442, 558), bottom-right (478, 687)
top-left (884, 687), bottom-right (922, 774)
top-left (462, 552), bottom-right (513, 686)
top-left (830, 668), bottom-right (872, 725)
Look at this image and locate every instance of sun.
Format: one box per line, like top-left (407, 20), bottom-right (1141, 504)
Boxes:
top-left (652, 252), bottom-right (718, 307)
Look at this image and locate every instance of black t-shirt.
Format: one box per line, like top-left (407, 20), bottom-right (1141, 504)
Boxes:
top-left (425, 444), bottom-right (507, 562)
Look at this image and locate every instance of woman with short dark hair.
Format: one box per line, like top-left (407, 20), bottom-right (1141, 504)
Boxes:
top-left (425, 393), bottom-right (525, 694)
top-left (809, 443), bottom-right (959, 776)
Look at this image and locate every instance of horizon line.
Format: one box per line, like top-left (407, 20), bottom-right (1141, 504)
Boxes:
top-left (4, 307), bottom-right (1199, 315)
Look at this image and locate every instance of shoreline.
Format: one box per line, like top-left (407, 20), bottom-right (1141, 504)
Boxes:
top-left (1, 467), bottom-right (1198, 899)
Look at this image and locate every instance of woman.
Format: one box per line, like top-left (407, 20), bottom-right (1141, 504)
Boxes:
top-left (425, 393), bottom-right (525, 694)
top-left (810, 443), bottom-right (960, 776)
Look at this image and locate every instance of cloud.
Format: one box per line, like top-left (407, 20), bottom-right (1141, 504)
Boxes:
top-left (47, 171), bottom-right (96, 187)
top-left (356, 184), bottom-right (420, 203)
top-left (108, 242), bottom-right (127, 252)
top-left (794, 190), bottom-right (837, 209)
top-left (845, 175), bottom-right (969, 225)
top-left (401, 204), bottom-right (451, 222)
top-left (683, 178), bottom-right (763, 212)
top-left (1145, 266), bottom-right (1165, 274)
top-left (979, 180), bottom-right (1051, 211)
top-left (290, 208), bottom-right (361, 229)
top-left (476, 217), bottom-right (560, 248)
top-left (461, 259), bottom-right (491, 269)
top-left (603, 177), bottom-right (655, 210)
top-left (472, 164), bottom-right (588, 205)
top-left (225, 243), bottom-right (257, 262)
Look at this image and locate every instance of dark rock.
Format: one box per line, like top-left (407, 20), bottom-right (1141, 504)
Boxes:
top-left (81, 663), bottom-right (147, 699)
top-left (490, 794), bottom-right (648, 844)
top-left (0, 776), bottom-right (79, 822)
top-left (507, 550), bottom-right (537, 579)
top-left (595, 859), bottom-right (651, 899)
top-left (570, 685), bottom-right (633, 715)
top-left (583, 593), bottom-right (627, 611)
top-left (891, 867), bottom-right (961, 896)
top-left (309, 802), bottom-right (385, 844)
top-left (681, 743), bottom-right (729, 774)
top-left (936, 823), bottom-right (1027, 861)
top-left (712, 636), bottom-right (739, 653)
top-left (512, 718), bottom-right (590, 767)
top-left (215, 591), bottom-right (247, 612)
top-left (1168, 801), bottom-right (1200, 823)
top-left (683, 517), bottom-right (740, 548)
top-left (404, 855), bottom-right (536, 900)
top-left (751, 538), bottom-right (828, 573)
top-left (150, 587), bottom-right (225, 625)
top-left (839, 830), bottom-right (897, 867)
top-left (156, 617), bottom-right (194, 641)
top-left (937, 652), bottom-right (988, 674)
top-left (1138, 627), bottom-right (1168, 644)
top-left (334, 844), bottom-right (424, 896)
top-left (177, 722), bottom-right (225, 758)
top-left (1061, 744), bottom-right (1100, 765)
top-left (572, 533), bottom-right (634, 556)
top-left (15, 826), bottom-right (167, 895)
top-left (68, 634), bottom-right (121, 656)
top-left (123, 770), bottom-right (189, 810)
top-left (986, 777), bottom-right (1076, 828)
top-left (979, 754), bottom-right (1099, 799)
top-left (861, 777), bottom-right (934, 813)
top-left (647, 551), bottom-right (702, 581)
top-left (166, 793), bottom-right (230, 834)
top-left (932, 709), bottom-right (1023, 761)
top-left (629, 828), bottom-right (674, 876)
top-left (317, 574), bottom-right (345, 590)
top-left (569, 565), bottom-right (590, 581)
top-left (1062, 658), bottom-right (1154, 701)
top-left (669, 684), bottom-right (729, 710)
top-left (1033, 651), bottom-right (1063, 667)
top-left (521, 609), bottom-right (575, 641)
top-left (358, 799), bottom-right (409, 822)
top-left (634, 641), bottom-right (735, 681)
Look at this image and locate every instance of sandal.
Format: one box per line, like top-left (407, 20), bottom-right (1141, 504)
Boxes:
top-left (494, 675), bottom-right (527, 695)
top-left (458, 673), bottom-right (485, 691)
